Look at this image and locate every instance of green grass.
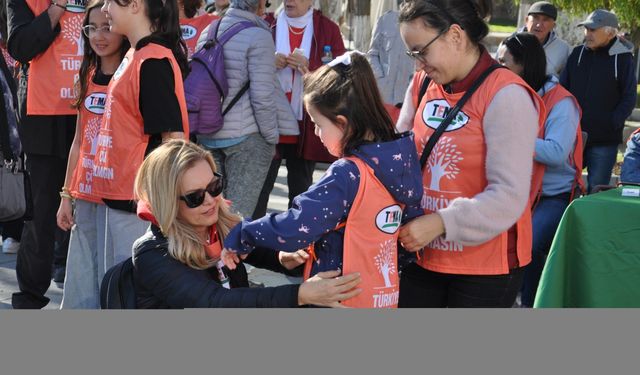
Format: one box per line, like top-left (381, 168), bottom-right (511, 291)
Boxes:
top-left (489, 19), bottom-right (517, 34)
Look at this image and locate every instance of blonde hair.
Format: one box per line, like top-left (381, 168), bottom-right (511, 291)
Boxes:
top-left (134, 139), bottom-right (241, 270)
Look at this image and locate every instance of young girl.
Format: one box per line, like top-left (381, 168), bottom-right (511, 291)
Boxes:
top-left (88, 0), bottom-right (189, 279)
top-left (222, 52), bottom-right (424, 308)
top-left (56, 0), bottom-right (129, 309)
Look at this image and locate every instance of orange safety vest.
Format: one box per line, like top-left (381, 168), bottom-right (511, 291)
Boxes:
top-left (69, 71), bottom-right (107, 203)
top-left (91, 44), bottom-right (189, 201)
top-left (411, 69), bottom-right (545, 275)
top-left (303, 157), bottom-right (403, 308)
top-left (180, 14), bottom-right (218, 58)
top-left (25, 0), bottom-right (85, 115)
top-left (541, 84), bottom-right (586, 199)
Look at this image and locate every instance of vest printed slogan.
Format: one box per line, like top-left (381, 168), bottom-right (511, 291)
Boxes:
top-left (375, 205), bottom-right (402, 234)
top-left (372, 239), bottom-right (399, 308)
top-left (25, 0), bottom-right (86, 114)
top-left (422, 99), bottom-right (470, 131)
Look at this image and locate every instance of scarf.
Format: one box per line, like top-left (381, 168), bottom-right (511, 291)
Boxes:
top-left (275, 7), bottom-right (314, 121)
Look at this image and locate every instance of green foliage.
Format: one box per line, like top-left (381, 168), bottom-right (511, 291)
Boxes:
top-left (528, 0), bottom-right (640, 32)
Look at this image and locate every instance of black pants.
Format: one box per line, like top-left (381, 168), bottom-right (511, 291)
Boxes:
top-left (398, 263), bottom-right (524, 308)
top-left (12, 154), bottom-right (69, 309)
top-left (1, 218), bottom-right (23, 241)
top-left (253, 144), bottom-right (315, 219)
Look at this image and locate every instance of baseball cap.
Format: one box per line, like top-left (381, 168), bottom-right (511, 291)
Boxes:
top-left (527, 2), bottom-right (558, 21)
top-left (577, 9), bottom-right (619, 29)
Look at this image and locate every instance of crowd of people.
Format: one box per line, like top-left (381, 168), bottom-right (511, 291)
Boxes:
top-left (0, 0), bottom-right (637, 309)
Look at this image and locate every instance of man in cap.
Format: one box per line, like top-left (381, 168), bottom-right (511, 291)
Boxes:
top-left (522, 1), bottom-right (571, 76)
top-left (560, 9), bottom-right (637, 192)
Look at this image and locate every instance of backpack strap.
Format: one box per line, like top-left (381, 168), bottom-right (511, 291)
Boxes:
top-left (210, 20), bottom-right (256, 116)
top-left (417, 75), bottom-right (431, 111)
top-left (420, 64), bottom-right (504, 170)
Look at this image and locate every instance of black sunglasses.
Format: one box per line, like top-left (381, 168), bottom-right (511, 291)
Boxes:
top-left (179, 173), bottom-right (225, 208)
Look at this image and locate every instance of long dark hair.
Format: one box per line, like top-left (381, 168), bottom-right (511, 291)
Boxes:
top-left (398, 0), bottom-right (492, 45)
top-left (303, 53), bottom-right (397, 156)
top-left (181, 0), bottom-right (203, 18)
top-left (73, 0), bottom-right (129, 109)
top-left (500, 32), bottom-right (547, 92)
top-left (113, 0), bottom-right (189, 78)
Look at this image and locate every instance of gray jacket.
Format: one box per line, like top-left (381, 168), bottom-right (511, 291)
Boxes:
top-left (195, 9), bottom-right (298, 143)
top-left (521, 27), bottom-right (571, 77)
top-left (367, 10), bottom-right (414, 106)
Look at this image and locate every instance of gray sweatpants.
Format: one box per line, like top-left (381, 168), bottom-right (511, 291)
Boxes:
top-left (202, 133), bottom-right (275, 218)
top-left (60, 201), bottom-right (148, 309)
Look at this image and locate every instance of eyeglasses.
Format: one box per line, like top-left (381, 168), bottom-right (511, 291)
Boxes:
top-left (82, 25), bottom-right (111, 38)
top-left (405, 27), bottom-right (450, 64)
top-left (179, 173), bottom-right (225, 208)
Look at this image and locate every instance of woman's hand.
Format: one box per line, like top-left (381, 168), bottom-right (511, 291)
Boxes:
top-left (286, 53), bottom-right (310, 74)
top-left (221, 248), bottom-right (244, 270)
top-left (275, 52), bottom-right (288, 70)
top-left (278, 249), bottom-right (310, 270)
top-left (398, 213), bottom-right (446, 252)
top-left (56, 198), bottom-right (74, 231)
top-left (298, 270), bottom-right (362, 307)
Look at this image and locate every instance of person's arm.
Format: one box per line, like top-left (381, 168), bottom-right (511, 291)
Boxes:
top-left (139, 58), bottom-right (184, 138)
top-left (437, 84), bottom-right (538, 245)
top-left (247, 31), bottom-right (278, 144)
top-left (396, 79), bottom-right (416, 132)
top-left (611, 53), bottom-right (638, 130)
top-left (224, 159), bottom-right (360, 254)
top-left (135, 247), bottom-right (300, 308)
top-left (558, 50), bottom-right (573, 89)
top-left (621, 133), bottom-right (640, 184)
top-left (56, 114), bottom-right (83, 230)
top-left (367, 13), bottom-right (385, 79)
top-left (534, 97), bottom-right (580, 167)
top-left (7, 0), bottom-right (63, 63)
top-left (243, 247), bottom-right (304, 277)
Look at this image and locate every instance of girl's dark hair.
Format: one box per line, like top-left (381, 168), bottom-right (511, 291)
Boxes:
top-left (303, 53), bottom-right (397, 156)
top-left (114, 0), bottom-right (189, 78)
top-left (500, 32), bottom-right (547, 92)
top-left (73, 0), bottom-right (130, 109)
top-left (0, 0), bottom-right (8, 47)
top-left (182, 0), bottom-right (203, 18)
top-left (398, 0), bottom-right (492, 45)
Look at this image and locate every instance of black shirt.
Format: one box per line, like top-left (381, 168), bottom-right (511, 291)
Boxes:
top-left (7, 0), bottom-right (75, 158)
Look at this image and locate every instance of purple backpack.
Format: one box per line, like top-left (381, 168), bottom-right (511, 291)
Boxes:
top-left (184, 20), bottom-right (255, 135)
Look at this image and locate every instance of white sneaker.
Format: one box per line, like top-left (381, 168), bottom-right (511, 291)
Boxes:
top-left (2, 237), bottom-right (20, 254)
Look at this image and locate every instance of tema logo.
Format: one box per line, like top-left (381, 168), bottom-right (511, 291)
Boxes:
top-left (181, 25), bottom-right (197, 40)
top-left (66, 0), bottom-right (86, 12)
top-left (375, 205), bottom-right (403, 234)
top-left (84, 92), bottom-right (107, 115)
top-left (422, 99), bottom-right (469, 131)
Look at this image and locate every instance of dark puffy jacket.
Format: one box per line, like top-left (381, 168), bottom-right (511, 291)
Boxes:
top-left (560, 37), bottom-right (637, 146)
top-left (132, 225), bottom-right (301, 308)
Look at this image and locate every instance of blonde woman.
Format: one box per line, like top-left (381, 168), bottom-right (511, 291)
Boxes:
top-left (132, 139), bottom-right (361, 308)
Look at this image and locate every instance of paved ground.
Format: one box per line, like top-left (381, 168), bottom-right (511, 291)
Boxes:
top-left (0, 163), bottom-right (329, 310)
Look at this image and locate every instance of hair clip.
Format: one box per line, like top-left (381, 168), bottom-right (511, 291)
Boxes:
top-left (327, 51), bottom-right (366, 67)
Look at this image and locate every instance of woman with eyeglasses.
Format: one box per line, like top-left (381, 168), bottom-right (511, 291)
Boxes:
top-left (131, 139), bottom-right (361, 308)
top-left (497, 32), bottom-right (583, 308)
top-left (54, 0), bottom-right (129, 309)
top-left (396, 0), bottom-right (545, 308)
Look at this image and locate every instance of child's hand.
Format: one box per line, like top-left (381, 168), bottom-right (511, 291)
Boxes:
top-left (278, 249), bottom-right (310, 270)
top-left (221, 248), bottom-right (241, 270)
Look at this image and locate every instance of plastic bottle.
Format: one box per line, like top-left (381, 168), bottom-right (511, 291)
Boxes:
top-left (321, 45), bottom-right (333, 65)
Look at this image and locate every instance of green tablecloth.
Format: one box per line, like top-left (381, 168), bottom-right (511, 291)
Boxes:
top-left (534, 186), bottom-right (640, 308)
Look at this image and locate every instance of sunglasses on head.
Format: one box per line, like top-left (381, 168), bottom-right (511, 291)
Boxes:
top-left (179, 173), bottom-right (225, 208)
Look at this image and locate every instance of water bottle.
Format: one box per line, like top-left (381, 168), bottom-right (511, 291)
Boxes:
top-left (321, 45), bottom-right (333, 65)
top-left (216, 260), bottom-right (231, 289)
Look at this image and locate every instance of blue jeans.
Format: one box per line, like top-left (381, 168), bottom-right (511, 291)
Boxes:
top-left (520, 193), bottom-right (571, 307)
top-left (584, 144), bottom-right (619, 193)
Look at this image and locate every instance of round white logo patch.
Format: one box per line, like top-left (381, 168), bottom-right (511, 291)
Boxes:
top-left (375, 205), bottom-right (403, 234)
top-left (84, 92), bottom-right (107, 115)
top-left (181, 25), bottom-right (197, 40)
top-left (422, 99), bottom-right (469, 131)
